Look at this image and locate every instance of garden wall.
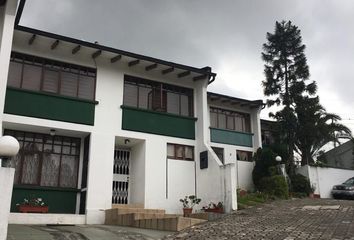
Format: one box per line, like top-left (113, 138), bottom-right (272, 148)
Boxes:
top-left (297, 165), bottom-right (354, 198)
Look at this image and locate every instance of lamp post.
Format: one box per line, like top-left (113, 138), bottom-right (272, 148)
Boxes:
top-left (275, 156), bottom-right (282, 175)
top-left (0, 135), bottom-right (20, 167)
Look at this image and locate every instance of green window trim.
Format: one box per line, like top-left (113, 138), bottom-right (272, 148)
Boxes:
top-left (13, 184), bottom-right (81, 192)
top-left (210, 127), bottom-right (254, 147)
top-left (121, 105), bottom-right (197, 121)
top-left (6, 86), bottom-right (99, 105)
top-left (4, 87), bottom-right (97, 125)
top-left (210, 127), bottom-right (254, 136)
top-left (121, 105), bottom-right (197, 139)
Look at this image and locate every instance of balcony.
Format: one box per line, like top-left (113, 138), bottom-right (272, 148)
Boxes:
top-left (4, 87), bottom-right (97, 125)
top-left (210, 127), bottom-right (253, 147)
top-left (121, 106), bottom-right (196, 139)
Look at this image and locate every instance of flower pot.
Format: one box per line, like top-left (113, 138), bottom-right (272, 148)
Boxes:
top-left (183, 208), bottom-right (193, 217)
top-left (204, 207), bottom-right (224, 214)
top-left (18, 205), bottom-right (49, 213)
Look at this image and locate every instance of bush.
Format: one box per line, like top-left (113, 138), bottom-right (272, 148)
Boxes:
top-left (259, 175), bottom-right (289, 199)
top-left (290, 174), bottom-right (312, 195)
top-left (252, 147), bottom-right (277, 189)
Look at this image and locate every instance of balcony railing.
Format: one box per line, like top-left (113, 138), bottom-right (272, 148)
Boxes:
top-left (210, 127), bottom-right (253, 147)
top-left (121, 105), bottom-right (196, 139)
top-left (4, 87), bottom-right (97, 125)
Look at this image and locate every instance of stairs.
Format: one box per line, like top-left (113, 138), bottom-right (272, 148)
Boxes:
top-left (105, 204), bottom-right (206, 231)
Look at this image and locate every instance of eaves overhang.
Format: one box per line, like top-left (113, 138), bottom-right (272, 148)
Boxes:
top-left (207, 92), bottom-right (263, 109)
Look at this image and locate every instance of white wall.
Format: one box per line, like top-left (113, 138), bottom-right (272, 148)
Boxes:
top-left (0, 168), bottom-right (14, 240)
top-left (297, 165), bottom-right (354, 198)
top-left (0, 0), bottom-right (18, 135)
top-left (167, 159), bottom-right (195, 213)
top-left (237, 161), bottom-right (255, 191)
top-left (129, 141), bottom-right (146, 205)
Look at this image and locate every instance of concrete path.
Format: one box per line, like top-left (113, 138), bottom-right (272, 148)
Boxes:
top-left (7, 224), bottom-right (173, 240)
top-left (164, 198), bottom-right (354, 240)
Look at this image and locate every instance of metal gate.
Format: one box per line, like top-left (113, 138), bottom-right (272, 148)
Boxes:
top-left (112, 149), bottom-right (130, 204)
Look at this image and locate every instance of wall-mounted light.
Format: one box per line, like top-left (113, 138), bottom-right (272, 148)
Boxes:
top-left (124, 139), bottom-right (130, 145)
top-left (50, 129), bottom-right (56, 136)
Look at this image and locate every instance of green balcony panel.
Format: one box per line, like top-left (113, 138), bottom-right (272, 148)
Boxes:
top-left (210, 127), bottom-right (253, 147)
top-left (121, 106), bottom-right (196, 139)
top-left (11, 185), bottom-right (79, 214)
top-left (4, 87), bottom-right (96, 125)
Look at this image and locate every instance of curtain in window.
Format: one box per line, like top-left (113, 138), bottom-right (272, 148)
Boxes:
top-left (40, 153), bottom-right (60, 187)
top-left (59, 155), bottom-right (78, 188)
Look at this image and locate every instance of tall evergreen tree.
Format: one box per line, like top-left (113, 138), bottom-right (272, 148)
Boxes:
top-left (262, 21), bottom-right (317, 172)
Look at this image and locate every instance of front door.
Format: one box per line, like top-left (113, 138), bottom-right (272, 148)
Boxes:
top-left (112, 149), bottom-right (130, 204)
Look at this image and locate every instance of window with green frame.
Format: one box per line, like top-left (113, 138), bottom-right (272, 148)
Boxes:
top-left (210, 107), bottom-right (251, 133)
top-left (123, 75), bottom-right (194, 117)
top-left (7, 52), bottom-right (97, 101)
top-left (4, 129), bottom-right (81, 189)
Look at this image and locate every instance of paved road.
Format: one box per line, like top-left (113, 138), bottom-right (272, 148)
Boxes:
top-left (164, 198), bottom-right (354, 240)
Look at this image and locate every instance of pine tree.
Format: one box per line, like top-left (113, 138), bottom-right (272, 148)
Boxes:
top-left (262, 20), bottom-right (317, 172)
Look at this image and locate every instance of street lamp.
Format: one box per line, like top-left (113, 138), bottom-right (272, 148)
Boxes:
top-left (275, 155), bottom-right (282, 175)
top-left (0, 135), bottom-right (20, 167)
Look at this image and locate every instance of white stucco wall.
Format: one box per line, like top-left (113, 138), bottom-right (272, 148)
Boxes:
top-left (0, 0), bottom-right (17, 134)
top-left (237, 160), bottom-right (255, 191)
top-left (129, 141), bottom-right (146, 205)
top-left (0, 168), bottom-right (14, 240)
top-left (167, 159), bottom-right (195, 213)
top-left (297, 165), bottom-right (354, 198)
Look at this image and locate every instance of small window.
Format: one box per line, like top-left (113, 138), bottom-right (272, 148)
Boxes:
top-left (167, 143), bottom-right (194, 161)
top-left (237, 150), bottom-right (253, 162)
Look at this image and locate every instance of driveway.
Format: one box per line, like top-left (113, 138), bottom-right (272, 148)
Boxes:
top-left (7, 199), bottom-right (354, 240)
top-left (7, 224), bottom-right (173, 240)
top-left (164, 198), bottom-right (354, 240)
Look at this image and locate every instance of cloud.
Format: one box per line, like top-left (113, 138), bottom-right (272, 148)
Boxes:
top-left (20, 0), bottom-right (354, 129)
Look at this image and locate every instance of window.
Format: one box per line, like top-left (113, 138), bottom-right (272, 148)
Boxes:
top-left (210, 107), bottom-right (251, 133)
top-left (237, 150), bottom-right (253, 162)
top-left (167, 143), bottom-right (194, 161)
top-left (123, 75), bottom-right (194, 117)
top-left (7, 52), bottom-right (96, 101)
top-left (212, 147), bottom-right (224, 164)
top-left (4, 129), bottom-right (81, 188)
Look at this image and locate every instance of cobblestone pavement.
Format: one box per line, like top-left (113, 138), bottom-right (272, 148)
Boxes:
top-left (164, 199), bottom-right (354, 240)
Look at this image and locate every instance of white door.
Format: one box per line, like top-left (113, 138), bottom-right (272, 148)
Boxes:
top-left (112, 149), bottom-right (130, 204)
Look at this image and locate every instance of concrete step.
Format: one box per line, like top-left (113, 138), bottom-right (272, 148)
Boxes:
top-left (111, 203), bottom-right (144, 209)
top-left (134, 216), bottom-right (206, 231)
top-left (105, 207), bottom-right (206, 231)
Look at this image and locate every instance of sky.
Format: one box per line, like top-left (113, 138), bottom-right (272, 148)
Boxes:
top-left (19, 0), bottom-right (354, 131)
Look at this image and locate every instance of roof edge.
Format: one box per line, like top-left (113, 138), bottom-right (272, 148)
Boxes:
top-left (207, 91), bottom-right (263, 106)
top-left (14, 25), bottom-right (217, 78)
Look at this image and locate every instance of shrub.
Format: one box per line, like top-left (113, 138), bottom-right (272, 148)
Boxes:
top-left (290, 174), bottom-right (312, 195)
top-left (259, 175), bottom-right (289, 199)
top-left (252, 147), bottom-right (277, 189)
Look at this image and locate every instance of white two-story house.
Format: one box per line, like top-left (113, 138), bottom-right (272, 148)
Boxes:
top-left (0, 0), bottom-right (262, 225)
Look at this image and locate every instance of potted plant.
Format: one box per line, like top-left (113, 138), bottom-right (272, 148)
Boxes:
top-left (202, 201), bottom-right (224, 213)
top-left (309, 184), bottom-right (318, 198)
top-left (179, 195), bottom-right (201, 217)
top-left (16, 196), bottom-right (48, 213)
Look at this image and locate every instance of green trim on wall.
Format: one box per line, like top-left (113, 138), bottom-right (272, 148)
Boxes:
top-left (11, 185), bottom-right (78, 214)
top-left (4, 87), bottom-right (96, 125)
top-left (210, 127), bottom-right (253, 147)
top-left (121, 106), bottom-right (196, 139)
